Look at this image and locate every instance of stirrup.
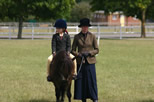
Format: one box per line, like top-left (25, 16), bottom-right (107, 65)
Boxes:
top-left (72, 75), bottom-right (77, 80)
top-left (47, 76), bottom-right (53, 82)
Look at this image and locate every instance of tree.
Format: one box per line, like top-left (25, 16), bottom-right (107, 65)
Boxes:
top-left (0, 0), bottom-right (75, 39)
top-left (69, 2), bottom-right (92, 22)
top-left (146, 0), bottom-right (154, 21)
top-left (123, 0), bottom-right (153, 38)
top-left (91, 0), bottom-right (154, 38)
top-left (76, 0), bottom-right (92, 3)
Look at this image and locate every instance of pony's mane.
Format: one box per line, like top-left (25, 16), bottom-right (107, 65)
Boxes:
top-left (50, 50), bottom-right (74, 80)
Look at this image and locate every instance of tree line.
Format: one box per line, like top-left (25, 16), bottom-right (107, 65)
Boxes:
top-left (0, 0), bottom-right (153, 38)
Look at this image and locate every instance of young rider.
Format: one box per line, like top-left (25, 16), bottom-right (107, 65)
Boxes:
top-left (47, 19), bottom-right (77, 81)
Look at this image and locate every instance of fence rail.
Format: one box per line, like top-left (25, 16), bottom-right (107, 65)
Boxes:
top-left (0, 23), bottom-right (154, 41)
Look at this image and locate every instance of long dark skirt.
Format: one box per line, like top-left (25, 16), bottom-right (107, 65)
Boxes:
top-left (74, 61), bottom-right (98, 100)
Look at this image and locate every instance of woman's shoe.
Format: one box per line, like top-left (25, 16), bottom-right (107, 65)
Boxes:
top-left (93, 100), bottom-right (98, 102)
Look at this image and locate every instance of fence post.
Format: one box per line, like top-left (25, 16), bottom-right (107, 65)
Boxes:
top-left (9, 27), bottom-right (12, 39)
top-left (131, 25), bottom-right (134, 33)
top-left (120, 26), bottom-right (122, 39)
top-left (76, 26), bottom-right (79, 34)
top-left (32, 23), bottom-right (34, 40)
top-left (97, 23), bottom-right (100, 46)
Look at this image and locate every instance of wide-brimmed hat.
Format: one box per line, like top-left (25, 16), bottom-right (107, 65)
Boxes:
top-left (54, 19), bottom-right (67, 29)
top-left (78, 18), bottom-right (91, 27)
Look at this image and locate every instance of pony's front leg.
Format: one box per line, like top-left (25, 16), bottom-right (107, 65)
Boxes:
top-left (61, 86), bottom-right (66, 102)
top-left (55, 88), bottom-right (60, 102)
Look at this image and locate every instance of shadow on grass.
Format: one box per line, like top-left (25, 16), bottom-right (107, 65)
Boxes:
top-left (19, 99), bottom-right (55, 102)
top-left (29, 99), bottom-right (55, 102)
top-left (140, 100), bottom-right (154, 102)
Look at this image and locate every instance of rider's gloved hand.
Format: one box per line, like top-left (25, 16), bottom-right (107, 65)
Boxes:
top-left (53, 52), bottom-right (56, 57)
top-left (67, 51), bottom-right (70, 56)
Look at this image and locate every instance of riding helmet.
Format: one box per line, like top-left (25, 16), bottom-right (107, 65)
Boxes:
top-left (54, 19), bottom-right (67, 29)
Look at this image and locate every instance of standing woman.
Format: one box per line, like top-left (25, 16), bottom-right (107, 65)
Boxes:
top-left (71, 18), bottom-right (99, 102)
top-left (47, 19), bottom-right (77, 81)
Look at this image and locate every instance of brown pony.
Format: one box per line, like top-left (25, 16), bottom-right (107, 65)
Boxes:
top-left (49, 50), bottom-right (74, 102)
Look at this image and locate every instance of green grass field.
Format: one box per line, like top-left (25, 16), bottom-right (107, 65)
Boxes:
top-left (0, 39), bottom-right (154, 102)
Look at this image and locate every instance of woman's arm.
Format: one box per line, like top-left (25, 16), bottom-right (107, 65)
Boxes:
top-left (89, 34), bottom-right (99, 56)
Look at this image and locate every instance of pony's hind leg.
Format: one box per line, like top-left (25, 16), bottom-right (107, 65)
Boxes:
top-left (67, 84), bottom-right (72, 102)
top-left (55, 87), bottom-right (60, 102)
